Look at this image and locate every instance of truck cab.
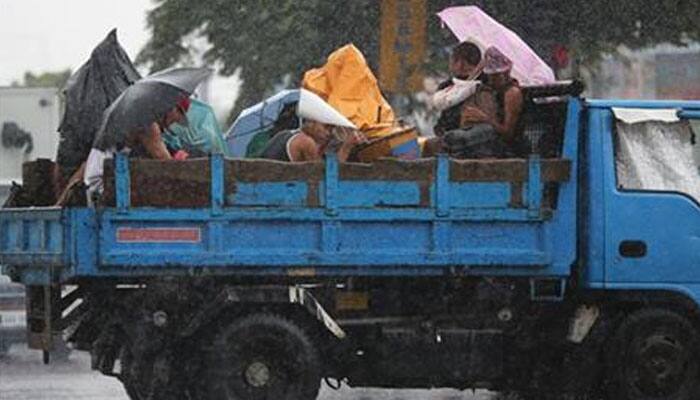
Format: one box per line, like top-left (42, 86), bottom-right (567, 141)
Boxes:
top-left (583, 101), bottom-right (700, 292)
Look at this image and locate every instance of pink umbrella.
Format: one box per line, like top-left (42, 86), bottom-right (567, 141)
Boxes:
top-left (437, 6), bottom-right (556, 85)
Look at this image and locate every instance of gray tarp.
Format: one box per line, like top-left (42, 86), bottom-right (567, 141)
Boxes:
top-left (56, 29), bottom-right (141, 179)
top-left (616, 120), bottom-right (700, 202)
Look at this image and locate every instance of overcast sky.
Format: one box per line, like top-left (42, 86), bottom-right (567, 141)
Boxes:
top-left (0, 0), bottom-right (152, 85)
top-left (0, 0), bottom-right (238, 119)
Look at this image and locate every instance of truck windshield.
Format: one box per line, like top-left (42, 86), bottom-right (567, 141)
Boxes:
top-left (615, 119), bottom-right (700, 203)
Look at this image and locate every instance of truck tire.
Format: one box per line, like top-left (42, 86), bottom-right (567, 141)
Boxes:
top-left (605, 308), bottom-right (699, 400)
top-left (119, 346), bottom-right (155, 400)
top-left (120, 346), bottom-right (189, 400)
top-left (199, 313), bottom-right (322, 400)
top-left (0, 339), bottom-right (8, 358)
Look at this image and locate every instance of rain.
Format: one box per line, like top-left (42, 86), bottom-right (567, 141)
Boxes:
top-left (2, 1), bottom-right (700, 400)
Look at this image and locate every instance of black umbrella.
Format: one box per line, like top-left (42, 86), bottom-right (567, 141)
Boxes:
top-left (92, 67), bottom-right (212, 151)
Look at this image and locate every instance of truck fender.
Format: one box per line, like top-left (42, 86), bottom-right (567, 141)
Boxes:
top-left (180, 285), bottom-right (346, 340)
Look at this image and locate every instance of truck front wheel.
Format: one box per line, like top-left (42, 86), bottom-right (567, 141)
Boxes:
top-left (606, 308), bottom-right (699, 400)
top-left (199, 313), bottom-right (322, 400)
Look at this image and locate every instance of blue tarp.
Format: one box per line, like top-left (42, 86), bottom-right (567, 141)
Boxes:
top-left (163, 99), bottom-right (229, 156)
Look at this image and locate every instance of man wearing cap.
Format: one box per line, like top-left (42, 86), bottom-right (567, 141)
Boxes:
top-left (449, 46), bottom-right (524, 158)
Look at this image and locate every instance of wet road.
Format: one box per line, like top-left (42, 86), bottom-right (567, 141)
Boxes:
top-left (1, 344), bottom-right (495, 400)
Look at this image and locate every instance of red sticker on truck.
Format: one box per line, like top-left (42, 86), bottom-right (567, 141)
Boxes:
top-left (116, 228), bottom-right (202, 243)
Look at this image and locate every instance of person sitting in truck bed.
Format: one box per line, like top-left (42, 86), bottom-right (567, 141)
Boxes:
top-left (444, 46), bottom-right (524, 158)
top-left (260, 119), bottom-right (365, 162)
top-left (433, 41), bottom-right (485, 136)
top-left (423, 41), bottom-right (484, 157)
top-left (83, 98), bottom-right (190, 204)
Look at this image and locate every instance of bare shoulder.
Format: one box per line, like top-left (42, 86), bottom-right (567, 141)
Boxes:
top-left (289, 132), bottom-right (318, 161)
top-left (505, 85), bottom-right (523, 101)
top-left (504, 86), bottom-right (524, 109)
top-left (292, 132), bottom-right (315, 147)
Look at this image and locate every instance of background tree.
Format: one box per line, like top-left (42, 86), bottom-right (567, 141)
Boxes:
top-left (139, 0), bottom-right (700, 120)
top-left (11, 69), bottom-right (72, 89)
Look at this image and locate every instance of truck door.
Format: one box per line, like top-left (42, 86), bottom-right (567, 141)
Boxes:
top-left (603, 106), bottom-right (700, 284)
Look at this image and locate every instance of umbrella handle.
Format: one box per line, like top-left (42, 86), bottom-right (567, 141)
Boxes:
top-left (467, 60), bottom-right (485, 81)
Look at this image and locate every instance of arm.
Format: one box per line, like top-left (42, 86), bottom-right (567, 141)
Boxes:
top-left (336, 141), bottom-right (355, 162)
top-left (290, 131), bottom-right (364, 162)
top-left (335, 130), bottom-right (366, 162)
top-left (490, 88), bottom-right (523, 141)
top-left (140, 122), bottom-right (172, 160)
top-left (289, 134), bottom-right (321, 162)
top-left (461, 87), bottom-right (523, 142)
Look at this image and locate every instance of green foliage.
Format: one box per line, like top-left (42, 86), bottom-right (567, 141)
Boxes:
top-left (12, 69), bottom-right (72, 89)
top-left (138, 0), bottom-right (380, 121)
top-left (139, 0), bottom-right (700, 118)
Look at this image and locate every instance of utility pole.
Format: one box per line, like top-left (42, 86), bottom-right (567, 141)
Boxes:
top-left (379, 0), bottom-right (426, 100)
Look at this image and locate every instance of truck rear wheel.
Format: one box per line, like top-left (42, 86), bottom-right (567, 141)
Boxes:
top-left (199, 313), bottom-right (322, 400)
top-left (606, 308), bottom-right (699, 400)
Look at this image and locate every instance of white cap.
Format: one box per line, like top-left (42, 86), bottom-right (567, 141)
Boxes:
top-left (297, 89), bottom-right (356, 128)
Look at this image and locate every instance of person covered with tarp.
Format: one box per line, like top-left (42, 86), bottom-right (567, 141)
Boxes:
top-left (301, 44), bottom-right (421, 161)
top-left (84, 68), bottom-right (211, 204)
top-left (162, 98), bottom-right (230, 158)
top-left (260, 89), bottom-right (366, 162)
top-left (301, 44), bottom-right (397, 139)
top-left (54, 29), bottom-right (141, 204)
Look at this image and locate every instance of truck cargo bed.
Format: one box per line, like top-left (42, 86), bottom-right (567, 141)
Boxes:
top-left (0, 100), bottom-right (581, 284)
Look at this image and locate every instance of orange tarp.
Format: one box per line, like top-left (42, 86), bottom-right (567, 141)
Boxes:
top-left (302, 44), bottom-right (396, 138)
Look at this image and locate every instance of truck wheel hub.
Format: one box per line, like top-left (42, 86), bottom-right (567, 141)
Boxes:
top-left (634, 335), bottom-right (685, 394)
top-left (244, 361), bottom-right (271, 388)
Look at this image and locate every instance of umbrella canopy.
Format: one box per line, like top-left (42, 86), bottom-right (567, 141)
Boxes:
top-left (93, 67), bottom-right (212, 151)
top-left (437, 6), bottom-right (555, 85)
top-left (143, 67), bottom-right (212, 93)
top-left (225, 90), bottom-right (300, 158)
top-left (56, 29), bottom-right (141, 178)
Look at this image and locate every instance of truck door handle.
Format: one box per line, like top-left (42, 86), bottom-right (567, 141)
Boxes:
top-left (619, 240), bottom-right (647, 258)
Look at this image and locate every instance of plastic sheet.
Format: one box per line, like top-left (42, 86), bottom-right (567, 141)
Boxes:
top-left (56, 29), bottom-right (141, 178)
top-left (616, 120), bottom-right (700, 202)
top-left (163, 99), bottom-right (229, 156)
top-left (302, 44), bottom-right (396, 138)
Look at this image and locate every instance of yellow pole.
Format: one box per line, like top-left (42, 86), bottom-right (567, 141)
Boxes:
top-left (379, 0), bottom-right (426, 94)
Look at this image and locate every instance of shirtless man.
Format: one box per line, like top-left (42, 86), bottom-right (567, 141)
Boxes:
top-left (261, 120), bottom-right (365, 162)
top-left (439, 46), bottom-right (524, 159)
top-left (455, 46), bottom-right (524, 157)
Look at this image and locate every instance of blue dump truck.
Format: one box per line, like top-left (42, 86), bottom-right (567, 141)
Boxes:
top-left (1, 82), bottom-right (700, 400)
